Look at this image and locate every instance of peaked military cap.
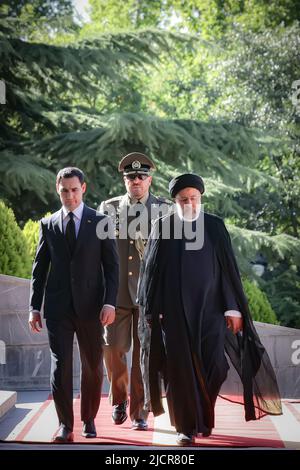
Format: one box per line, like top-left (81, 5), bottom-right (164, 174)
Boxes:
top-left (118, 152), bottom-right (156, 175)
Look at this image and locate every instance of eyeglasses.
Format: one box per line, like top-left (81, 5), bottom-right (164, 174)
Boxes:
top-left (125, 174), bottom-right (149, 181)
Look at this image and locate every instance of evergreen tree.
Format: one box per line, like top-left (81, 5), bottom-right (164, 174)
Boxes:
top-left (1, 2), bottom-right (299, 324)
top-left (0, 8), bottom-right (180, 221)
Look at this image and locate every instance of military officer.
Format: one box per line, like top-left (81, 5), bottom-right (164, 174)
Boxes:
top-left (100, 152), bottom-right (170, 430)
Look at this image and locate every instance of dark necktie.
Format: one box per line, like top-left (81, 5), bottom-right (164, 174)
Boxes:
top-left (136, 200), bottom-right (142, 218)
top-left (65, 212), bottom-right (76, 255)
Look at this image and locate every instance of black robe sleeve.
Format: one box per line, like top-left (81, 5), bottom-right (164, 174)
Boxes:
top-left (211, 216), bottom-right (282, 419)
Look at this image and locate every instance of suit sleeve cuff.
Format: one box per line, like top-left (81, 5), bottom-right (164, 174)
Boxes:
top-left (103, 304), bottom-right (115, 310)
top-left (224, 310), bottom-right (242, 318)
top-left (30, 309), bottom-right (41, 315)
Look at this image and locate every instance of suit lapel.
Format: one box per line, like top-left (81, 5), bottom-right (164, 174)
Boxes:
top-left (52, 209), bottom-right (64, 235)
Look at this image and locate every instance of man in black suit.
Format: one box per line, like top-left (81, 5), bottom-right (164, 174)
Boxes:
top-left (29, 167), bottom-right (119, 443)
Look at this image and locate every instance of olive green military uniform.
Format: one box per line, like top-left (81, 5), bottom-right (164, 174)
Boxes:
top-left (100, 191), bottom-right (169, 421)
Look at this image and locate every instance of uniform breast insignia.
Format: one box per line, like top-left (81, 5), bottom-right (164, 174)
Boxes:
top-left (112, 209), bottom-right (120, 237)
top-left (135, 231), bottom-right (146, 260)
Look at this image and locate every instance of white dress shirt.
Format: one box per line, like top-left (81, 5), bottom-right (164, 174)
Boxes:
top-left (62, 201), bottom-right (84, 237)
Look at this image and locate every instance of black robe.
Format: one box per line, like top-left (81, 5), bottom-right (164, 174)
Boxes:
top-left (137, 212), bottom-right (282, 434)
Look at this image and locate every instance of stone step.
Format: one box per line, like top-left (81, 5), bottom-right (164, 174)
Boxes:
top-left (0, 391), bottom-right (17, 420)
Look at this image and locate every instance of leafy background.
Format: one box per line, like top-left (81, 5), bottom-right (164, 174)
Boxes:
top-left (0, 0), bottom-right (299, 326)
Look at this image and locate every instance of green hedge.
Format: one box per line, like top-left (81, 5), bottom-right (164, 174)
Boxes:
top-left (243, 278), bottom-right (278, 324)
top-left (23, 212), bottom-right (51, 261)
top-left (0, 200), bottom-right (32, 278)
top-left (23, 219), bottom-right (40, 261)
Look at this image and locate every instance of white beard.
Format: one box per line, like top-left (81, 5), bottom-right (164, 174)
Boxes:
top-left (176, 202), bottom-right (201, 221)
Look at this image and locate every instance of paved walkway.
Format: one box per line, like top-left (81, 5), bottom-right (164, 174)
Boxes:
top-left (0, 391), bottom-right (299, 449)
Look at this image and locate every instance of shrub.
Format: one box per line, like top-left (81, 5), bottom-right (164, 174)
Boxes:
top-left (23, 212), bottom-right (51, 261)
top-left (0, 200), bottom-right (31, 278)
top-left (243, 278), bottom-right (278, 324)
top-left (23, 219), bottom-right (40, 261)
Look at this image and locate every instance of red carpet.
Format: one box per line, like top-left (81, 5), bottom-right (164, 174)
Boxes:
top-left (193, 398), bottom-right (284, 447)
top-left (73, 395), bottom-right (154, 445)
top-left (9, 395), bottom-right (285, 447)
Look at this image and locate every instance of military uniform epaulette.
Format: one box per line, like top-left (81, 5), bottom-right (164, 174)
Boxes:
top-left (154, 196), bottom-right (172, 205)
top-left (103, 196), bottom-right (123, 205)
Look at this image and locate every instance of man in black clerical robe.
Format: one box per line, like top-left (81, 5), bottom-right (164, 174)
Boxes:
top-left (137, 173), bottom-right (282, 446)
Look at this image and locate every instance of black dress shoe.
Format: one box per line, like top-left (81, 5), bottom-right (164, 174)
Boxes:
top-left (202, 428), bottom-right (212, 437)
top-left (112, 401), bottom-right (128, 425)
top-left (82, 420), bottom-right (97, 438)
top-left (131, 419), bottom-right (148, 431)
top-left (176, 432), bottom-right (194, 446)
top-left (52, 425), bottom-right (74, 443)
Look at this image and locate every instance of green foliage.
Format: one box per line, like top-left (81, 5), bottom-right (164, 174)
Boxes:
top-left (0, 200), bottom-right (31, 278)
top-left (1, 2), bottom-right (299, 325)
top-left (22, 219), bottom-right (40, 261)
top-left (23, 212), bottom-right (51, 260)
top-left (87, 0), bottom-right (165, 32)
top-left (243, 278), bottom-right (278, 325)
top-left (0, 12), bottom-right (181, 216)
top-left (209, 26), bottom-right (300, 238)
top-left (2, 0), bottom-right (73, 21)
top-left (139, 24), bottom-right (300, 239)
top-left (83, 0), bottom-right (300, 37)
top-left (208, 26), bottom-right (300, 129)
top-left (227, 224), bottom-right (300, 272)
top-left (168, 0), bottom-right (300, 37)
top-left (0, 0), bottom-right (76, 40)
top-left (262, 265), bottom-right (300, 329)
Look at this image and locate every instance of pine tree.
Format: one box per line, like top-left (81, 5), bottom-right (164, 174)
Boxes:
top-left (1, 4), bottom-right (299, 323)
top-left (0, 11), bottom-right (180, 218)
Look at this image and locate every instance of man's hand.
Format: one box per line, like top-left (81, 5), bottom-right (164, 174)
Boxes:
top-left (226, 315), bottom-right (243, 334)
top-left (100, 305), bottom-right (116, 326)
top-left (29, 311), bottom-right (42, 332)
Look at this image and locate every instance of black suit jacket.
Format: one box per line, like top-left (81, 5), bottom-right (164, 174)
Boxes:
top-left (29, 204), bottom-right (119, 320)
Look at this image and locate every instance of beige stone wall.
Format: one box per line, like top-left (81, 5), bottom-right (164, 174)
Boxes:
top-left (0, 274), bottom-right (299, 397)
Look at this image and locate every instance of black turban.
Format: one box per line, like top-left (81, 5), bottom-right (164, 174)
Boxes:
top-left (169, 173), bottom-right (205, 198)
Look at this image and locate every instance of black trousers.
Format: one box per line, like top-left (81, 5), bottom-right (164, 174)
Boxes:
top-left (46, 312), bottom-right (104, 431)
